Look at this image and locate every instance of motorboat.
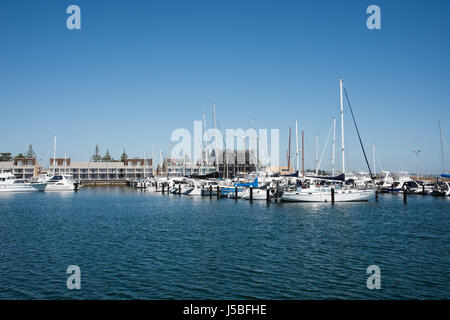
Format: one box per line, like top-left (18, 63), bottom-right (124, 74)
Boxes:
top-left (430, 182), bottom-right (450, 196)
top-left (44, 174), bottom-right (77, 191)
top-left (0, 173), bottom-right (47, 192)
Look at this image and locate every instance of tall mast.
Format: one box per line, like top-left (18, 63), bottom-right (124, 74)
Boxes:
top-left (339, 78), bottom-right (345, 174)
top-left (151, 144), bottom-right (154, 175)
top-left (252, 119), bottom-right (259, 173)
top-left (288, 127), bottom-right (291, 173)
top-left (64, 153), bottom-right (67, 175)
top-left (373, 144), bottom-right (376, 176)
top-left (295, 120), bottom-right (300, 176)
top-left (332, 117), bottom-right (336, 176)
top-left (302, 131), bottom-right (305, 177)
top-left (143, 152), bottom-right (146, 178)
top-left (52, 135), bottom-right (56, 176)
top-left (212, 102), bottom-right (219, 174)
top-left (202, 112), bottom-right (208, 173)
top-left (159, 148), bottom-right (163, 177)
top-left (439, 120), bottom-right (445, 173)
top-left (315, 134), bottom-right (318, 173)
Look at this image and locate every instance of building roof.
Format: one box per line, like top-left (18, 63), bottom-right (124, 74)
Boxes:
top-left (66, 161), bottom-right (151, 168)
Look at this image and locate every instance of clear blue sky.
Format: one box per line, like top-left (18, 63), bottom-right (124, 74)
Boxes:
top-left (0, 0), bottom-right (449, 174)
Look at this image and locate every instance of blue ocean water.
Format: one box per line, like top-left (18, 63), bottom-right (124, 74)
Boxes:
top-left (0, 187), bottom-right (448, 299)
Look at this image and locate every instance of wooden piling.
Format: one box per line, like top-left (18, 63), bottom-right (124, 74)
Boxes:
top-left (266, 188), bottom-right (270, 203)
top-left (403, 186), bottom-right (407, 204)
top-left (217, 185), bottom-right (220, 199)
top-left (250, 187), bottom-right (253, 202)
top-left (235, 186), bottom-right (238, 200)
top-left (209, 185), bottom-right (212, 198)
top-left (331, 187), bottom-right (335, 204)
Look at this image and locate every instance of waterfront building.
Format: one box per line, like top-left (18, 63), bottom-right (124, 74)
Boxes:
top-left (0, 157), bottom-right (41, 179)
top-left (161, 158), bottom-right (216, 177)
top-left (49, 158), bottom-right (153, 182)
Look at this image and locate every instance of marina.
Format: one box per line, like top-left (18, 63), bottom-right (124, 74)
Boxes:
top-left (1, 0), bottom-right (449, 305)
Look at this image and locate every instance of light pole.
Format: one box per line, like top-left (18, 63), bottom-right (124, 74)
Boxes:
top-left (413, 150), bottom-right (420, 179)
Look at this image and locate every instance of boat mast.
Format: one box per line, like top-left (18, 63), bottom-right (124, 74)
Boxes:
top-left (315, 134), bottom-right (318, 173)
top-left (295, 120), bottom-right (300, 177)
top-left (159, 148), bottom-right (163, 177)
top-left (316, 122), bottom-right (333, 176)
top-left (64, 153), bottom-right (67, 175)
top-left (288, 127), bottom-right (291, 173)
top-left (439, 120), bottom-right (445, 172)
top-left (252, 119), bottom-right (260, 173)
top-left (52, 136), bottom-right (56, 176)
top-left (151, 144), bottom-right (154, 176)
top-left (202, 112), bottom-right (208, 174)
top-left (332, 117), bottom-right (336, 176)
top-left (144, 152), bottom-right (146, 178)
top-left (302, 131), bottom-right (305, 177)
top-left (212, 102), bottom-right (219, 175)
top-left (373, 144), bottom-right (376, 176)
top-left (339, 78), bottom-right (345, 174)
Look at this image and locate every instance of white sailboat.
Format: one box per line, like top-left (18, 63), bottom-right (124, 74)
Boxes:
top-left (281, 184), bottom-right (373, 202)
top-left (44, 136), bottom-right (77, 191)
top-left (281, 79), bottom-right (375, 202)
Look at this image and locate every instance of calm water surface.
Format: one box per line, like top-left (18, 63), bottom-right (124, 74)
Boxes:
top-left (0, 186), bottom-right (449, 299)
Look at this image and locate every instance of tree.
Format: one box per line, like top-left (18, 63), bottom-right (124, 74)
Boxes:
top-left (0, 152), bottom-right (13, 161)
top-left (120, 148), bottom-right (127, 162)
top-left (102, 149), bottom-right (113, 162)
top-left (25, 144), bottom-right (36, 158)
top-left (16, 153), bottom-right (25, 158)
top-left (91, 145), bottom-right (101, 162)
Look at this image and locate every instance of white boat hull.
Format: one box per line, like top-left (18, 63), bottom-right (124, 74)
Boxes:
top-left (0, 183), bottom-right (47, 192)
top-left (241, 189), bottom-right (268, 200)
top-left (281, 189), bottom-right (374, 202)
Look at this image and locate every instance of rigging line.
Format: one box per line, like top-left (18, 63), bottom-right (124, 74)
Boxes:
top-left (374, 145), bottom-right (384, 173)
top-left (343, 87), bottom-right (373, 179)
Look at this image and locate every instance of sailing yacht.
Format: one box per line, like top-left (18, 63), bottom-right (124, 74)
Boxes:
top-left (0, 173), bottom-right (47, 192)
top-left (281, 78), bottom-right (375, 202)
top-left (281, 183), bottom-right (374, 202)
top-left (41, 136), bottom-right (77, 191)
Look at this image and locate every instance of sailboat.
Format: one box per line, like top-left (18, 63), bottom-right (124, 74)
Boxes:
top-left (281, 79), bottom-right (375, 202)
